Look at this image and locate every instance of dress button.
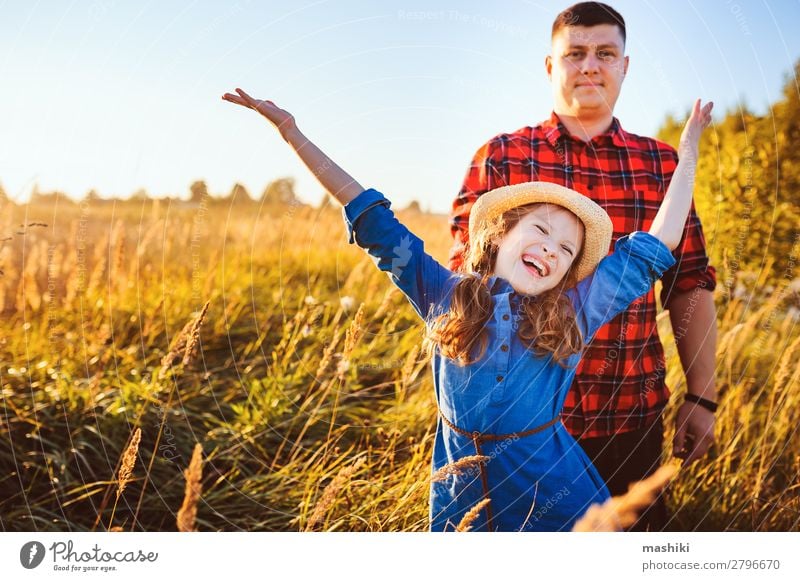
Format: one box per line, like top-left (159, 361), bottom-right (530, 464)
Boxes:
top-left (502, 314), bottom-right (510, 321)
top-left (496, 375), bottom-right (503, 382)
top-left (500, 344), bottom-right (509, 352)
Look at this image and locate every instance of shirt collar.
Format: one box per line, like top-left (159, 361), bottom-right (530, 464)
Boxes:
top-left (489, 275), bottom-right (513, 295)
top-left (489, 276), bottom-right (538, 312)
top-left (543, 111), bottom-right (627, 148)
top-left (488, 274), bottom-right (579, 302)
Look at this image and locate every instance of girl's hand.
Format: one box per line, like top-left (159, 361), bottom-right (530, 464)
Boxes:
top-left (222, 88), bottom-right (297, 139)
top-left (678, 98), bottom-right (713, 157)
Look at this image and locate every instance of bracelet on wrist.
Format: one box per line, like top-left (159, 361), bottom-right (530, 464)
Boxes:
top-left (684, 392), bottom-right (718, 413)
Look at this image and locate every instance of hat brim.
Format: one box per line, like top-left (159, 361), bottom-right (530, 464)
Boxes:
top-left (468, 181), bottom-right (613, 283)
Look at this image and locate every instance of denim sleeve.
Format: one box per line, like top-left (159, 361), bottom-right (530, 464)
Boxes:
top-left (566, 231), bottom-right (677, 342)
top-left (343, 188), bottom-right (457, 321)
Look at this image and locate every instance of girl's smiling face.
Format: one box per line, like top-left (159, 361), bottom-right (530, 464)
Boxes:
top-left (493, 204), bottom-right (584, 296)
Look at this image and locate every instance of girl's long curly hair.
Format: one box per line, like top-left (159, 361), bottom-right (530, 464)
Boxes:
top-left (423, 203), bottom-right (585, 367)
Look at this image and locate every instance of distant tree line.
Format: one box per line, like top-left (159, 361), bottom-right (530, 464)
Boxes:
top-left (1, 177), bottom-right (306, 208)
top-left (1, 175), bottom-right (428, 213)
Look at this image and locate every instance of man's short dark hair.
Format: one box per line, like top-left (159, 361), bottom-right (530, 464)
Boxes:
top-left (552, 2), bottom-right (626, 44)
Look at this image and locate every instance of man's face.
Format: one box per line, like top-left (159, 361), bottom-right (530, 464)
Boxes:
top-left (546, 24), bottom-right (628, 119)
top-left (493, 204), bottom-right (584, 296)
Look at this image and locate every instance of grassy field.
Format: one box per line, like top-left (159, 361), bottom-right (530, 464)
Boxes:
top-left (1, 197), bottom-right (798, 531)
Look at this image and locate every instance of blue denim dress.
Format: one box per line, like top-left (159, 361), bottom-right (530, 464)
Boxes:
top-left (343, 189), bottom-right (676, 532)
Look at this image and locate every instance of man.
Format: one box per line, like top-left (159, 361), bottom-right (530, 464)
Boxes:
top-left (447, 2), bottom-right (718, 530)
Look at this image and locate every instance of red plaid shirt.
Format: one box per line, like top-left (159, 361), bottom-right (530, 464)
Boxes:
top-left (448, 112), bottom-right (717, 439)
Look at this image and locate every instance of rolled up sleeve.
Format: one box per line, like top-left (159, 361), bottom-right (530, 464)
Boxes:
top-left (343, 188), bottom-right (458, 321)
top-left (568, 231), bottom-right (677, 342)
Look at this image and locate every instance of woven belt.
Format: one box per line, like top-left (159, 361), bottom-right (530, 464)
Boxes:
top-left (438, 410), bottom-right (562, 532)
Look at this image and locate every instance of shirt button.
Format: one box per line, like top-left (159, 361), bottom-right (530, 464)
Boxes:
top-left (587, 184), bottom-right (594, 190)
top-left (500, 344), bottom-right (509, 352)
top-left (502, 314), bottom-right (510, 321)
top-left (496, 375), bottom-right (503, 382)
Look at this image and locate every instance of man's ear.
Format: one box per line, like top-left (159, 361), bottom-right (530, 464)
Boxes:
top-left (545, 54), bottom-right (553, 79)
top-left (623, 55), bottom-right (629, 76)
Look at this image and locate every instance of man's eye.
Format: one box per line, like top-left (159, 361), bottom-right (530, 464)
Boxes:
top-left (567, 51), bottom-right (583, 59)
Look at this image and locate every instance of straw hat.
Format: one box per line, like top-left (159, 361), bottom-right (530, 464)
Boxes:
top-left (468, 181), bottom-right (613, 283)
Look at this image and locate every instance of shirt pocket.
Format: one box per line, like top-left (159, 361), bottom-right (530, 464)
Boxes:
top-left (596, 187), bottom-right (661, 242)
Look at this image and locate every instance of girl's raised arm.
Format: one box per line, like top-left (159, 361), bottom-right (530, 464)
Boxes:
top-left (222, 87), bottom-right (458, 322)
top-left (648, 99), bottom-right (713, 251)
top-left (222, 88), bottom-right (363, 205)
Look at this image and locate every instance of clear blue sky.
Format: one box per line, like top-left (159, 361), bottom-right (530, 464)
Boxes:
top-left (2, 0), bottom-right (799, 213)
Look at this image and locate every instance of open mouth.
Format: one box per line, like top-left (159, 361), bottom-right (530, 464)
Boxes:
top-left (521, 255), bottom-right (549, 277)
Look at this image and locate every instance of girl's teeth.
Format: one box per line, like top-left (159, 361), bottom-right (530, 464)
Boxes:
top-left (524, 256), bottom-right (546, 276)
top-left (523, 258), bottom-right (544, 276)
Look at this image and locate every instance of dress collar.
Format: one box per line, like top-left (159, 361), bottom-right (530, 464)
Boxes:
top-left (488, 276), bottom-right (534, 307)
top-left (542, 111), bottom-right (627, 149)
top-left (489, 275), bottom-right (514, 295)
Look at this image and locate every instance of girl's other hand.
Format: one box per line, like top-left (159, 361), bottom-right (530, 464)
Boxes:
top-left (678, 98), bottom-right (713, 156)
top-left (222, 88), bottom-right (297, 138)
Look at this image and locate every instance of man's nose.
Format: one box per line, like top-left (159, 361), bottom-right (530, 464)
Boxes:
top-left (580, 52), bottom-right (601, 74)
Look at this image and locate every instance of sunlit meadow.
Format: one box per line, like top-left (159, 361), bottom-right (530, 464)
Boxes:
top-left (1, 195), bottom-right (798, 531)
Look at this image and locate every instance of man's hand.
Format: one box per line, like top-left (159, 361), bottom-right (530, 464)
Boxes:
top-left (673, 401), bottom-right (715, 464)
top-left (222, 88), bottom-right (297, 139)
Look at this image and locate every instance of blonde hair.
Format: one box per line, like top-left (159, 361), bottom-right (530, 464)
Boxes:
top-left (424, 204), bottom-right (585, 367)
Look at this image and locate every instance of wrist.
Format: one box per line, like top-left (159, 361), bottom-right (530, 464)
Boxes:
top-left (684, 392), bottom-right (718, 413)
top-left (280, 124), bottom-right (303, 144)
top-left (686, 381), bottom-right (716, 402)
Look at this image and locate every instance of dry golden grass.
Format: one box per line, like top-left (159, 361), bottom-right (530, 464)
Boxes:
top-left (107, 427), bottom-right (142, 530)
top-left (1, 198), bottom-right (798, 532)
top-left (572, 464), bottom-right (679, 532)
top-left (305, 457), bottom-right (366, 531)
top-left (182, 300), bottom-right (210, 367)
top-left (117, 428), bottom-right (142, 500)
top-left (456, 498), bottom-right (492, 532)
top-left (430, 455), bottom-right (490, 483)
top-left (337, 302), bottom-right (366, 378)
top-left (158, 300), bottom-right (211, 377)
top-left (177, 443), bottom-right (204, 532)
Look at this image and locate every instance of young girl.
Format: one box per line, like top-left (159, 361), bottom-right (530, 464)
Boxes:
top-left (222, 88), bottom-right (712, 532)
